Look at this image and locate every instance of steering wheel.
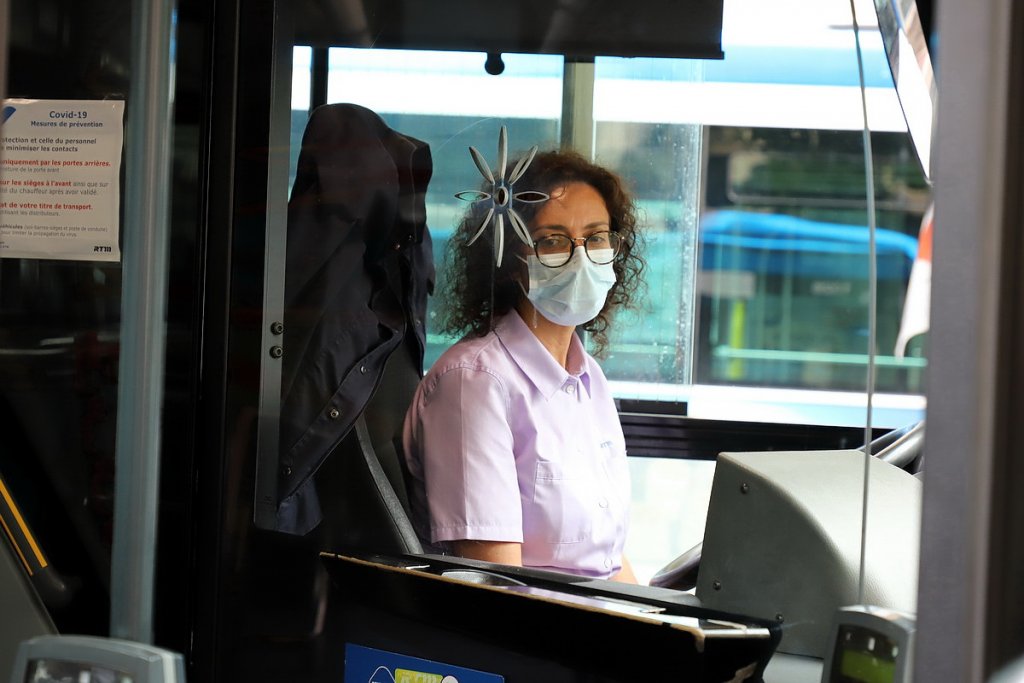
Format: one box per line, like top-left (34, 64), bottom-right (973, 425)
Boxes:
top-left (874, 420), bottom-right (925, 473)
top-left (648, 541), bottom-right (703, 590)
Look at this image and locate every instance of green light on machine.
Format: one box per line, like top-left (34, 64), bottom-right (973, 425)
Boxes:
top-left (840, 650), bottom-right (896, 683)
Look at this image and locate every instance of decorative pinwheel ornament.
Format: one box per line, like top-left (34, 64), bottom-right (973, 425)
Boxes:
top-left (454, 126), bottom-right (549, 266)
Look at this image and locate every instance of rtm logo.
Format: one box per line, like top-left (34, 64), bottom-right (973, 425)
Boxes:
top-left (93, 245), bottom-right (112, 253)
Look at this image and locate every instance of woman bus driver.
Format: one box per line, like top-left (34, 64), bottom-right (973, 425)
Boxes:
top-left (402, 150), bottom-right (645, 582)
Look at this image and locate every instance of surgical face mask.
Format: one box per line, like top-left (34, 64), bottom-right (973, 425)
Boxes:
top-left (525, 248), bottom-right (617, 327)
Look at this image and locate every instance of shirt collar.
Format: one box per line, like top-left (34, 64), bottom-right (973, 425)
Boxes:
top-left (565, 332), bottom-right (593, 398)
top-left (494, 312), bottom-right (592, 400)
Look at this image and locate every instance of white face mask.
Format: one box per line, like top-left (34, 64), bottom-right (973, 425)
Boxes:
top-left (525, 248), bottom-right (617, 327)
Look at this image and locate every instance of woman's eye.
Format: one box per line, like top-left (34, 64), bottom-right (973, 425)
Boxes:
top-left (587, 233), bottom-right (609, 246)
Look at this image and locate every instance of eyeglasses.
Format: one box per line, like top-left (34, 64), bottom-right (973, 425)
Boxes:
top-left (532, 231), bottom-right (622, 268)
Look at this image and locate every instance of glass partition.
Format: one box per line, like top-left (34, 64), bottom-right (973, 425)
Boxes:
top-left (246, 0), bottom-right (932, 676)
top-left (0, 0), bottom-right (137, 637)
top-left (268, 0), bottom-right (932, 550)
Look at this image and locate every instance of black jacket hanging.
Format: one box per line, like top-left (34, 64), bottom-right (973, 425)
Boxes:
top-left (277, 103), bottom-right (433, 535)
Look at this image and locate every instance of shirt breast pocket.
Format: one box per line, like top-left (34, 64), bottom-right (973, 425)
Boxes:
top-left (531, 460), bottom-right (593, 544)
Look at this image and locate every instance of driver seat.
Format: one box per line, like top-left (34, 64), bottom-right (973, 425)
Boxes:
top-left (281, 103), bottom-right (432, 554)
top-left (315, 338), bottom-right (423, 555)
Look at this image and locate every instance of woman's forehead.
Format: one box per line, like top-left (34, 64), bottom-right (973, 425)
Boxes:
top-left (532, 182), bottom-right (610, 229)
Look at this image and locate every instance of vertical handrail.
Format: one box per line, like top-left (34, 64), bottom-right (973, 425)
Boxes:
top-left (848, 0), bottom-right (879, 607)
top-left (110, 0), bottom-right (176, 643)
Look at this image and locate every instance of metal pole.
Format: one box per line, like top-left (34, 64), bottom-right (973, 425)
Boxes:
top-left (110, 0), bottom-right (176, 643)
top-left (560, 59), bottom-right (595, 158)
top-left (254, 2), bottom-right (293, 530)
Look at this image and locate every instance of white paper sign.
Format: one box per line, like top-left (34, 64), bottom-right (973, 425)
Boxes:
top-left (0, 99), bottom-right (125, 262)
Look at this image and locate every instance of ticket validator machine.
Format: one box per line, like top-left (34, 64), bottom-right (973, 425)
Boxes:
top-left (820, 605), bottom-right (916, 683)
top-left (9, 636), bottom-right (185, 683)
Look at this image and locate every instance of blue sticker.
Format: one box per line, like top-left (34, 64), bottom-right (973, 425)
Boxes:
top-left (2, 106), bottom-right (16, 125)
top-left (345, 643), bottom-right (505, 683)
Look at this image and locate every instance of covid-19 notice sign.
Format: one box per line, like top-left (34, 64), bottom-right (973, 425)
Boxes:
top-left (0, 99), bottom-right (125, 262)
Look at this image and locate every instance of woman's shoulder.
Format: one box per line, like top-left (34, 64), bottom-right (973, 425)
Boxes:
top-left (422, 331), bottom-right (516, 391)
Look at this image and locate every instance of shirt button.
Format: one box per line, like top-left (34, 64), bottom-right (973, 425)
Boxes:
top-left (328, 408), bottom-right (340, 419)
top-left (604, 558), bottom-right (612, 569)
top-left (598, 498), bottom-right (609, 508)
top-left (564, 384), bottom-right (575, 394)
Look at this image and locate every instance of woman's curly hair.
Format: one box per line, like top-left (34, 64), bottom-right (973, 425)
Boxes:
top-left (438, 149), bottom-right (645, 357)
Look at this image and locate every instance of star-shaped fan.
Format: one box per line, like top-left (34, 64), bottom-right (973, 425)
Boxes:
top-left (454, 126), bottom-right (549, 266)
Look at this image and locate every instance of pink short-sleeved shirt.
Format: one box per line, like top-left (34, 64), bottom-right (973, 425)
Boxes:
top-left (402, 311), bottom-right (631, 579)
